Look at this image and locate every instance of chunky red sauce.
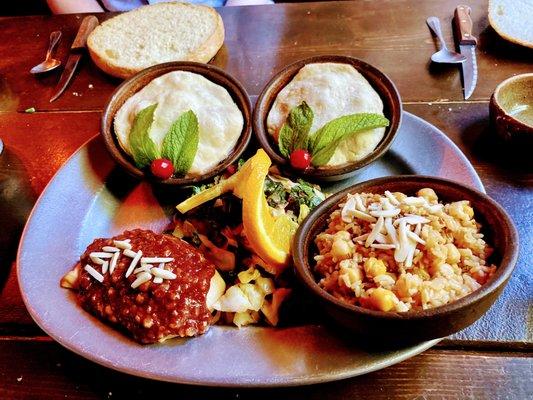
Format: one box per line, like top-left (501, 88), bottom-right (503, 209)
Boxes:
top-left (76, 229), bottom-right (215, 344)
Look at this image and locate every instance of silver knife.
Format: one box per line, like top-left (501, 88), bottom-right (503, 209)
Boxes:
top-left (49, 16), bottom-right (99, 103)
top-left (453, 5), bottom-right (478, 100)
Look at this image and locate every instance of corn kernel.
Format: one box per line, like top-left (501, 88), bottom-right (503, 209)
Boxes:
top-left (369, 288), bottom-right (398, 312)
top-left (364, 257), bottom-right (387, 278)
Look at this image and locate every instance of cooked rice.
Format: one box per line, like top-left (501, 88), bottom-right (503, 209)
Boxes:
top-left (314, 188), bottom-right (497, 312)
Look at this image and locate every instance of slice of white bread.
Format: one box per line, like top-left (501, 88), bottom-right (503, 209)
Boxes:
top-left (489, 0), bottom-right (533, 49)
top-left (87, 2), bottom-right (225, 79)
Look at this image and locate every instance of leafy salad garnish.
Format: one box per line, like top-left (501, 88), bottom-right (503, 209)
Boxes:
top-left (277, 102), bottom-right (390, 167)
top-left (161, 110), bottom-right (199, 175)
top-left (128, 104), bottom-right (199, 176)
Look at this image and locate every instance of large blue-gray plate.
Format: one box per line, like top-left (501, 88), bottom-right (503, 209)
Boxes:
top-left (17, 112), bottom-right (483, 387)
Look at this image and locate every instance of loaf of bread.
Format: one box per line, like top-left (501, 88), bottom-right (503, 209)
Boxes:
top-left (488, 0), bottom-right (533, 49)
top-left (87, 2), bottom-right (225, 79)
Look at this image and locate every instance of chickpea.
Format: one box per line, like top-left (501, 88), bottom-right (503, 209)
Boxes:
top-left (334, 231), bottom-right (351, 242)
top-left (364, 257), bottom-right (387, 278)
top-left (417, 188), bottom-right (438, 203)
top-left (331, 239), bottom-right (352, 260)
top-left (369, 288), bottom-right (398, 312)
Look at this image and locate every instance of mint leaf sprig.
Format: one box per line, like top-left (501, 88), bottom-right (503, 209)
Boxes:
top-left (278, 101), bottom-right (313, 157)
top-left (128, 104), bottom-right (199, 177)
top-left (277, 102), bottom-right (389, 167)
top-left (161, 110), bottom-right (199, 176)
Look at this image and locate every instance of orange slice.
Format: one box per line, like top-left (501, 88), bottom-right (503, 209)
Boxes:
top-left (241, 150), bottom-right (298, 272)
top-left (176, 149), bottom-right (297, 272)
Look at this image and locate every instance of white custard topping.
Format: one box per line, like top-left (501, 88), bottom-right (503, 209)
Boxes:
top-left (267, 63), bottom-right (385, 166)
top-left (114, 71), bottom-right (244, 176)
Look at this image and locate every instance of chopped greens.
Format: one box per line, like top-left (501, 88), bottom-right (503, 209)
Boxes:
top-left (264, 175), bottom-right (325, 220)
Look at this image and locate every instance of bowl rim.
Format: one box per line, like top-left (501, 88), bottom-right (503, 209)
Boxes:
top-left (101, 61), bottom-right (252, 186)
top-left (252, 54), bottom-right (403, 180)
top-left (292, 175), bottom-right (519, 320)
top-left (492, 72), bottom-right (533, 129)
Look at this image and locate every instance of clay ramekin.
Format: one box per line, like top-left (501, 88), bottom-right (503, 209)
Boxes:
top-left (101, 62), bottom-right (252, 185)
top-left (293, 175), bottom-right (518, 344)
top-left (253, 55), bottom-right (402, 182)
top-left (490, 73), bottom-right (533, 147)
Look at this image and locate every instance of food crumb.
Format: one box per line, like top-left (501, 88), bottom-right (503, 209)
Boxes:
top-left (428, 102), bottom-right (433, 106)
top-left (56, 363), bottom-right (62, 367)
top-left (448, 107), bottom-right (452, 111)
top-left (72, 92), bottom-right (81, 97)
top-left (16, 376), bottom-right (22, 382)
top-left (88, 84), bottom-right (94, 89)
top-left (306, 11), bottom-right (311, 15)
top-left (24, 107), bottom-right (36, 113)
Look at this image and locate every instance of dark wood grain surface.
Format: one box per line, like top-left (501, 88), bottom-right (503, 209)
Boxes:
top-left (0, 0), bottom-right (531, 397)
top-left (0, 339), bottom-right (531, 399)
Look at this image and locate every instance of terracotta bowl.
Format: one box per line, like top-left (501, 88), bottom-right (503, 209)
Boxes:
top-left (490, 73), bottom-right (533, 146)
top-left (293, 175), bottom-right (518, 344)
top-left (101, 62), bottom-right (252, 185)
top-left (253, 55), bottom-right (402, 182)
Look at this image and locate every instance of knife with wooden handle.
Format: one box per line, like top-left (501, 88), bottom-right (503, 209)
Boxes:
top-left (453, 5), bottom-right (478, 100)
top-left (49, 15), bottom-right (99, 103)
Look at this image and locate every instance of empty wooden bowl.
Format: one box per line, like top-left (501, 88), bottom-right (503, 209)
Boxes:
top-left (101, 62), bottom-right (252, 185)
top-left (293, 175), bottom-right (518, 344)
top-left (253, 55), bottom-right (402, 182)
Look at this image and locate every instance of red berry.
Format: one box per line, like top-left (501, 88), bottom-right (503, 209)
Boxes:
top-left (224, 164), bottom-right (237, 177)
top-left (290, 149), bottom-right (311, 170)
top-left (150, 158), bottom-right (174, 179)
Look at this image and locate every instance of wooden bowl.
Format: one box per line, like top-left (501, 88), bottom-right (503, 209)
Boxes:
top-left (293, 175), bottom-right (519, 344)
top-left (101, 62), bottom-right (252, 185)
top-left (253, 55), bottom-right (402, 182)
top-left (490, 73), bottom-right (533, 147)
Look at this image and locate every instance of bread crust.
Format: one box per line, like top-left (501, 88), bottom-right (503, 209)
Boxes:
top-left (87, 3), bottom-right (225, 79)
top-left (488, 0), bottom-right (533, 49)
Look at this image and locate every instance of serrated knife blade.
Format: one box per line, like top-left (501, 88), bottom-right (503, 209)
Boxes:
top-left (49, 16), bottom-right (99, 103)
top-left (453, 5), bottom-right (478, 100)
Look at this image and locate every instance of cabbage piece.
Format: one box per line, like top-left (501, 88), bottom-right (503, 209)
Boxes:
top-left (298, 204), bottom-right (310, 223)
top-left (255, 276), bottom-right (275, 296)
top-left (233, 311), bottom-right (260, 328)
top-left (212, 285), bottom-right (252, 313)
top-left (247, 254), bottom-right (278, 276)
top-left (206, 271), bottom-right (226, 311)
top-left (198, 234), bottom-right (236, 271)
top-left (239, 283), bottom-right (265, 311)
top-left (261, 288), bottom-right (292, 326)
top-left (172, 220), bottom-right (197, 239)
top-left (238, 267), bottom-right (261, 283)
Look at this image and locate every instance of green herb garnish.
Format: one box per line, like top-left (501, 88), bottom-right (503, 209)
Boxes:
top-left (129, 103), bottom-right (160, 168)
top-left (277, 102), bottom-right (389, 167)
top-left (278, 101), bottom-right (313, 157)
top-left (161, 110), bottom-right (199, 176)
top-left (264, 175), bottom-right (325, 218)
top-left (308, 113), bottom-right (390, 166)
top-left (25, 107), bottom-right (36, 113)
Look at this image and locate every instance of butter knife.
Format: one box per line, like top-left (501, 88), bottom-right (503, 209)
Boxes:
top-left (49, 16), bottom-right (99, 103)
top-left (453, 5), bottom-right (478, 100)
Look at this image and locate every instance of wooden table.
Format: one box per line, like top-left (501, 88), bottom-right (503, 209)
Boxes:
top-left (0, 1), bottom-right (531, 398)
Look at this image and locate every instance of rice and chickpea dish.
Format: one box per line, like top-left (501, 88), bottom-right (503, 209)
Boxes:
top-left (314, 188), bottom-right (497, 312)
